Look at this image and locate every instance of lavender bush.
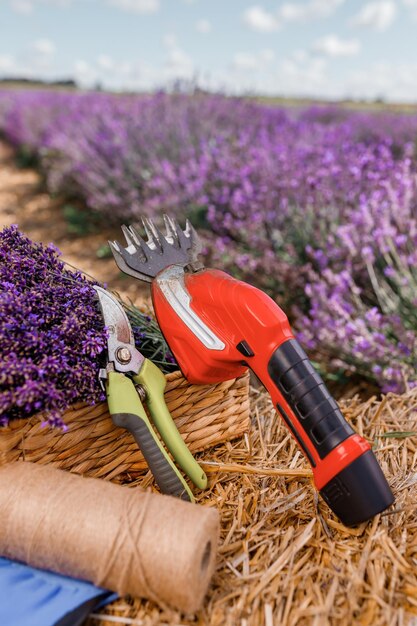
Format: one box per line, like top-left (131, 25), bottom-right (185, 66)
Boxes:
top-left (297, 164), bottom-right (417, 393)
top-left (0, 225), bottom-right (173, 427)
top-left (0, 90), bottom-right (416, 392)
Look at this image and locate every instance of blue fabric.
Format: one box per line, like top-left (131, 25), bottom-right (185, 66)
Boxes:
top-left (0, 557), bottom-right (118, 626)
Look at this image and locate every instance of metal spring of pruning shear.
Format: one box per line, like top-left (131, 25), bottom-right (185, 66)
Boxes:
top-left (94, 286), bottom-right (207, 502)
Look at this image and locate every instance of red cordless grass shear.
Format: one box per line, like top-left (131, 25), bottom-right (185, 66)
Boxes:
top-left (110, 216), bottom-right (394, 526)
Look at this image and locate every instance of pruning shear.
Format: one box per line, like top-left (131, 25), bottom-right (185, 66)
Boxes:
top-left (94, 286), bottom-right (207, 502)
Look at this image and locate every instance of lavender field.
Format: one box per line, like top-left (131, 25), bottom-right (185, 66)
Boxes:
top-left (0, 89), bottom-right (416, 394)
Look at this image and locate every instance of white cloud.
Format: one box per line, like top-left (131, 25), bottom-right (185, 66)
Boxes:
top-left (118, 61), bottom-right (134, 76)
top-left (0, 38), bottom-right (57, 78)
top-left (196, 19), bottom-right (211, 33)
top-left (0, 40), bottom-right (59, 79)
top-left (233, 53), bottom-right (261, 71)
top-left (403, 0), bottom-right (417, 19)
top-left (0, 55), bottom-right (16, 72)
top-left (162, 33), bottom-right (176, 48)
top-left (33, 38), bottom-right (55, 56)
top-left (73, 59), bottom-right (97, 85)
top-left (223, 51), bottom-right (331, 98)
top-left (243, 6), bottom-right (280, 32)
top-left (232, 49), bottom-right (275, 75)
top-left (6, 45), bottom-right (417, 103)
top-left (233, 49), bottom-right (275, 72)
top-left (260, 49), bottom-right (275, 63)
top-left (279, 55), bottom-right (328, 90)
top-left (279, 3), bottom-right (304, 20)
top-left (167, 48), bottom-right (192, 74)
top-left (10, 0), bottom-right (33, 14)
top-left (74, 60), bottom-right (88, 73)
top-left (10, 0), bottom-right (71, 12)
top-left (244, 1), bottom-right (345, 33)
top-left (292, 49), bottom-right (308, 63)
top-left (279, 0), bottom-right (345, 21)
top-left (350, 1), bottom-right (396, 31)
top-left (313, 34), bottom-right (361, 57)
top-left (163, 34), bottom-right (193, 78)
top-left (347, 61), bottom-right (417, 101)
top-left (92, 56), bottom-right (145, 87)
top-left (97, 54), bottom-right (115, 71)
top-left (108, 0), bottom-right (159, 14)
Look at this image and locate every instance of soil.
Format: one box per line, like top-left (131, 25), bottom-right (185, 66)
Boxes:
top-left (0, 140), bottom-right (149, 304)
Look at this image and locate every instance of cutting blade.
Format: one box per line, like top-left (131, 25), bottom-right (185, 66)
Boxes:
top-left (109, 216), bottom-right (203, 283)
top-left (94, 285), bottom-right (144, 375)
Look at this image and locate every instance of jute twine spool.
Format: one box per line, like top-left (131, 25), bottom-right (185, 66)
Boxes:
top-left (0, 462), bottom-right (219, 613)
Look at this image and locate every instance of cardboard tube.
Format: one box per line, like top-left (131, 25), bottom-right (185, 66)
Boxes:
top-left (0, 462), bottom-right (219, 613)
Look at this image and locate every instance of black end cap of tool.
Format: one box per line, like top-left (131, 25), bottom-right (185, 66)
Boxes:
top-left (319, 450), bottom-right (394, 526)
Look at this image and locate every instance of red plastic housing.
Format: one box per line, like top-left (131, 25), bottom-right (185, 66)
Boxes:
top-left (152, 268), bottom-right (371, 490)
top-left (152, 268), bottom-right (292, 383)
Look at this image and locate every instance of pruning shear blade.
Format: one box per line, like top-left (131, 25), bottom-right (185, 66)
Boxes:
top-left (94, 285), bottom-right (144, 375)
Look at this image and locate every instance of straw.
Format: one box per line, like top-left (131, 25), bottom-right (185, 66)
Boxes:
top-left (88, 384), bottom-right (417, 625)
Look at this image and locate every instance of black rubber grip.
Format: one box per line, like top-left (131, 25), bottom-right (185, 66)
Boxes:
top-left (112, 413), bottom-right (191, 501)
top-left (268, 339), bottom-right (354, 459)
top-left (276, 403), bottom-right (316, 467)
top-left (320, 449), bottom-right (394, 525)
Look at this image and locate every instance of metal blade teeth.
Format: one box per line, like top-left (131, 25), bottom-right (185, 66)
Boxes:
top-left (142, 217), bottom-right (170, 254)
top-left (173, 218), bottom-right (191, 251)
top-left (128, 225), bottom-right (151, 260)
top-left (185, 219), bottom-right (198, 246)
top-left (109, 240), bottom-right (120, 253)
top-left (163, 214), bottom-right (179, 247)
top-left (153, 223), bottom-right (169, 252)
top-left (142, 216), bottom-right (191, 252)
top-left (109, 215), bottom-right (201, 281)
top-left (121, 224), bottom-right (136, 249)
top-left (141, 217), bottom-right (160, 251)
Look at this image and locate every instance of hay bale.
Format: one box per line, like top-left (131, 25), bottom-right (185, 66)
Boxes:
top-left (88, 386), bottom-right (417, 626)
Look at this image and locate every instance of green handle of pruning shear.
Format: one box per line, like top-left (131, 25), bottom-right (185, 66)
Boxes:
top-left (106, 371), bottom-right (194, 502)
top-left (133, 359), bottom-right (208, 490)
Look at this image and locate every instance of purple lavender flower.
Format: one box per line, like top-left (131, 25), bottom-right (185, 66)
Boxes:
top-left (0, 226), bottom-right (108, 427)
top-left (0, 226), bottom-right (175, 426)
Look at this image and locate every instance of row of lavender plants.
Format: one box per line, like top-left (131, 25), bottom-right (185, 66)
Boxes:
top-left (0, 89), bottom-right (416, 393)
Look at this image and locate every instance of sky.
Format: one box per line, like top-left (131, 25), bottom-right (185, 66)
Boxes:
top-left (0, 0), bottom-right (417, 101)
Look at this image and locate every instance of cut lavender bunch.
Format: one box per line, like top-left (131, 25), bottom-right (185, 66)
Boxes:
top-left (0, 226), bottom-right (174, 427)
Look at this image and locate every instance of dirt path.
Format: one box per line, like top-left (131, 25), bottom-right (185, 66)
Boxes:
top-left (0, 140), bottom-right (148, 304)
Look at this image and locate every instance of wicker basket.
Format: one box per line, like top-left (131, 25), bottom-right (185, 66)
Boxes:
top-left (0, 370), bottom-right (250, 481)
